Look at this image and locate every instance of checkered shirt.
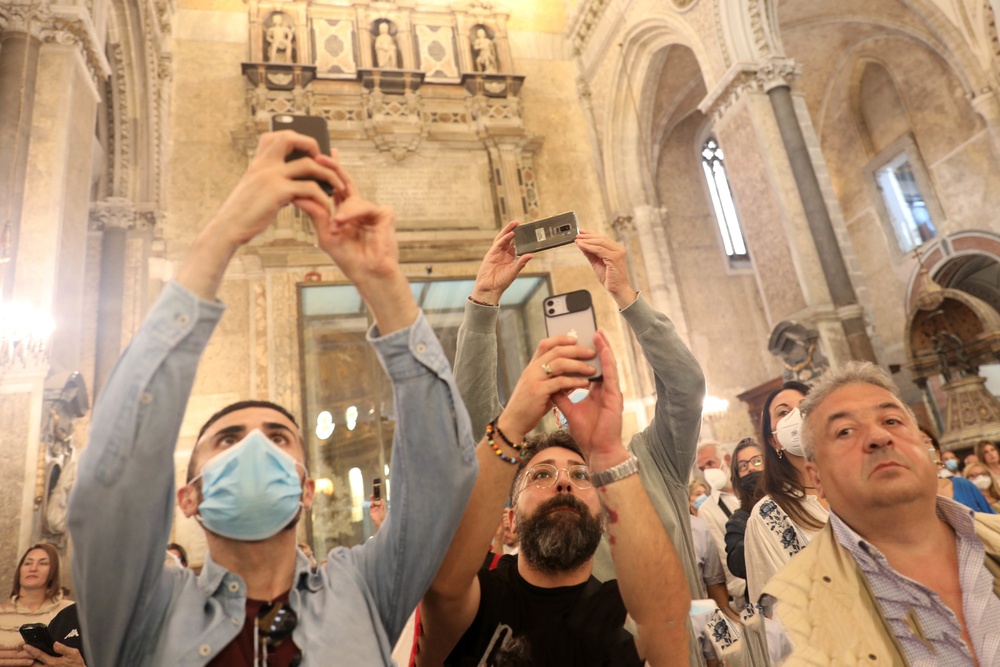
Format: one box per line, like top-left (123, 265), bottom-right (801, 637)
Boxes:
top-left (829, 497), bottom-right (1000, 666)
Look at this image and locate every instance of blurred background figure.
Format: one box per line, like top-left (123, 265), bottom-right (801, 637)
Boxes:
top-left (965, 462), bottom-right (1000, 512)
top-left (974, 440), bottom-right (1000, 480)
top-left (690, 479), bottom-right (710, 516)
top-left (165, 542), bottom-right (188, 569)
top-left (725, 438), bottom-right (765, 585)
top-left (924, 428), bottom-right (994, 513)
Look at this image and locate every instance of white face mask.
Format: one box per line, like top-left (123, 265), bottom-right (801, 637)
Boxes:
top-left (773, 407), bottom-right (805, 458)
top-left (703, 466), bottom-right (728, 492)
top-left (972, 475), bottom-right (993, 491)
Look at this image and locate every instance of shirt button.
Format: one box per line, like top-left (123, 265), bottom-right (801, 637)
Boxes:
top-left (867, 654), bottom-right (877, 661)
top-left (199, 645), bottom-right (211, 657)
top-left (228, 581), bottom-right (240, 593)
top-left (177, 313), bottom-right (190, 325)
top-left (416, 343), bottom-right (426, 354)
top-left (822, 576), bottom-right (832, 583)
top-left (231, 617), bottom-right (240, 626)
top-left (140, 392), bottom-right (153, 405)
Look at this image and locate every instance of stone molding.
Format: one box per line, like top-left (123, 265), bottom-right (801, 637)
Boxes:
top-left (698, 57), bottom-right (799, 122)
top-left (39, 6), bottom-right (112, 85)
top-left (566, 0), bottom-right (613, 56)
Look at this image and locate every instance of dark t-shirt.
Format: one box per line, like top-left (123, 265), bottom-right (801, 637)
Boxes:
top-left (446, 555), bottom-right (642, 667)
top-left (209, 592), bottom-right (301, 666)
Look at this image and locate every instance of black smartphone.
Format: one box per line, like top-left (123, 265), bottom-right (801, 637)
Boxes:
top-left (269, 114), bottom-right (334, 196)
top-left (513, 212), bottom-right (578, 256)
top-left (543, 290), bottom-right (602, 381)
top-left (19, 623), bottom-right (59, 657)
top-left (373, 478), bottom-right (382, 502)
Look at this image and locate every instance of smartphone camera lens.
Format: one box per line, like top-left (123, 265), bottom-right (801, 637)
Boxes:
top-left (558, 225), bottom-right (570, 233)
top-left (548, 308), bottom-right (555, 315)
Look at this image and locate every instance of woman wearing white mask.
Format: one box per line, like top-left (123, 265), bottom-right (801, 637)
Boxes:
top-left (743, 381), bottom-right (829, 604)
top-left (965, 462), bottom-right (1000, 512)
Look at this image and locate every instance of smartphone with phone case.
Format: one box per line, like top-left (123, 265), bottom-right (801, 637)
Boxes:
top-left (19, 623), bottom-right (59, 657)
top-left (543, 289), bottom-right (602, 381)
top-left (269, 114), bottom-right (334, 195)
top-left (513, 212), bottom-right (578, 256)
top-left (373, 478), bottom-right (382, 502)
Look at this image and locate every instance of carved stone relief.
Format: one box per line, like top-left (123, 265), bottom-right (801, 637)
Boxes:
top-left (314, 18), bottom-right (357, 75)
top-left (415, 24), bottom-right (459, 80)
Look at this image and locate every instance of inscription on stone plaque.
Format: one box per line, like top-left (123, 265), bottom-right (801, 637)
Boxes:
top-left (346, 152), bottom-right (495, 230)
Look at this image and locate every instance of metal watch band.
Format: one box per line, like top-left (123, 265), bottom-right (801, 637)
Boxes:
top-left (590, 454), bottom-right (640, 488)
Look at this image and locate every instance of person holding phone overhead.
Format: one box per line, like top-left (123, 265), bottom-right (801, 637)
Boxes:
top-left (417, 223), bottom-right (709, 665)
top-left (66, 129), bottom-right (478, 666)
top-left (0, 543), bottom-right (85, 666)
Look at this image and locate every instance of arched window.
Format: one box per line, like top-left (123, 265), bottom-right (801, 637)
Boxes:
top-left (701, 137), bottom-right (749, 263)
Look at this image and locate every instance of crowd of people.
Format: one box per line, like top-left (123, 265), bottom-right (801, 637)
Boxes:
top-left (2, 129), bottom-right (999, 666)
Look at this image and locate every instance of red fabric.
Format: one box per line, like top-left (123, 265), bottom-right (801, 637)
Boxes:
top-left (208, 592), bottom-right (300, 666)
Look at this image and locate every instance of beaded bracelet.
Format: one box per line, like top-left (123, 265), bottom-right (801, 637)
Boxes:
top-left (485, 422), bottom-right (522, 465)
top-left (490, 420), bottom-right (525, 452)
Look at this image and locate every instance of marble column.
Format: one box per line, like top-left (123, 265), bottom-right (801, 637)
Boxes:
top-left (766, 78), bottom-right (877, 363)
top-left (89, 199), bottom-right (133, 396)
top-left (0, 4), bottom-right (46, 299)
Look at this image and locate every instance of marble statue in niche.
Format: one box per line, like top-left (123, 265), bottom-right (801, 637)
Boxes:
top-left (374, 21), bottom-right (399, 69)
top-left (266, 12), bottom-right (296, 63)
top-left (472, 26), bottom-right (497, 73)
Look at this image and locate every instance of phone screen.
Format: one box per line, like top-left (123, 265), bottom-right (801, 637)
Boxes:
top-left (373, 478), bottom-right (382, 502)
top-left (19, 623), bottom-right (58, 657)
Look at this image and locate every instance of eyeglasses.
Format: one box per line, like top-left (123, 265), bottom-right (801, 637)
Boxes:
top-left (522, 463), bottom-right (592, 490)
top-left (736, 456), bottom-right (764, 473)
top-left (255, 601), bottom-right (301, 667)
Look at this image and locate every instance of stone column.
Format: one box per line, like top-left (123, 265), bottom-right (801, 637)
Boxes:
top-left (89, 199), bottom-right (133, 396)
top-left (0, 3), bottom-right (47, 299)
top-left (762, 61), bottom-right (877, 363)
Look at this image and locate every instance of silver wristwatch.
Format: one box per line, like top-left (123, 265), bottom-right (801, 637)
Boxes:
top-left (590, 454), bottom-right (640, 488)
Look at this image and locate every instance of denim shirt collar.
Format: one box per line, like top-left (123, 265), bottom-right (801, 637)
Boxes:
top-left (196, 547), bottom-right (321, 600)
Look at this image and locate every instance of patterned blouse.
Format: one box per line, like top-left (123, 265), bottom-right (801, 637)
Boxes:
top-left (744, 492), bottom-right (829, 604)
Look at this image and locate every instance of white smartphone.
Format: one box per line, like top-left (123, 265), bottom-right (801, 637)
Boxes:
top-left (543, 289), bottom-right (602, 381)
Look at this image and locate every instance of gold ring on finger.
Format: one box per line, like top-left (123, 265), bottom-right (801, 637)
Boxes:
top-left (541, 362), bottom-right (553, 376)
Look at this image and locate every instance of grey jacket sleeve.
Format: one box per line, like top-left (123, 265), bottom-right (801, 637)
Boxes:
top-left (453, 299), bottom-right (504, 438)
top-left (621, 294), bottom-right (705, 481)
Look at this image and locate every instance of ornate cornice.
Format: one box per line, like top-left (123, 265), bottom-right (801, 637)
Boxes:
top-left (40, 6), bottom-right (112, 85)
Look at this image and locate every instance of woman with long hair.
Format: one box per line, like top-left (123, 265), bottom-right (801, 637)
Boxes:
top-left (0, 543), bottom-right (72, 648)
top-left (965, 462), bottom-right (1000, 512)
top-left (724, 438), bottom-right (765, 582)
top-left (743, 381), bottom-right (829, 603)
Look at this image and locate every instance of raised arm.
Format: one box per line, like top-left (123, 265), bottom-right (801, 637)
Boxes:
top-left (574, 231), bottom-right (705, 481)
top-left (554, 333), bottom-right (691, 666)
top-left (418, 336), bottom-right (594, 664)
top-left (310, 161), bottom-right (479, 642)
top-left (453, 221), bottom-right (533, 435)
top-left (67, 132), bottom-right (341, 666)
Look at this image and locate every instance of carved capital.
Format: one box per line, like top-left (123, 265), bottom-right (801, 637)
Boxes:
top-left (89, 198), bottom-right (136, 231)
top-left (0, 2), bottom-right (51, 38)
top-left (754, 57), bottom-right (800, 92)
top-left (611, 215), bottom-right (635, 236)
top-left (568, 0), bottom-right (613, 55)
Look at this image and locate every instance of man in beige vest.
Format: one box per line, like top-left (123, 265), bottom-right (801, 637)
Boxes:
top-left (764, 361), bottom-right (1000, 665)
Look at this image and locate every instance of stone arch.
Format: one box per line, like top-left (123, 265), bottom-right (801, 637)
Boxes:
top-left (846, 56), bottom-right (909, 158)
top-left (602, 17), bottom-right (713, 216)
top-left (907, 231), bottom-right (1000, 312)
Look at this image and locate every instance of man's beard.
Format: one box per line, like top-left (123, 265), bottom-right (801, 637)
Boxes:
top-left (515, 494), bottom-right (603, 575)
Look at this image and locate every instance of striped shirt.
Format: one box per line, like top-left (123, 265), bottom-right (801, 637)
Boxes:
top-left (829, 497), bottom-right (1000, 666)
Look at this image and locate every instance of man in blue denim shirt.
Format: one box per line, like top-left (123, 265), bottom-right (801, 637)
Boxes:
top-left (66, 131), bottom-right (478, 666)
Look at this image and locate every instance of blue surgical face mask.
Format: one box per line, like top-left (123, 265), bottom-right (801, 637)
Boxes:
top-left (190, 429), bottom-right (306, 541)
top-left (944, 459), bottom-right (959, 472)
top-left (693, 493), bottom-right (709, 510)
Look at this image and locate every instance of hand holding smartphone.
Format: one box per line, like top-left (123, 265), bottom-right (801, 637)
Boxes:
top-left (543, 290), bottom-right (602, 381)
top-left (270, 114), bottom-right (334, 196)
top-left (373, 478), bottom-right (382, 502)
top-left (19, 623), bottom-right (59, 657)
